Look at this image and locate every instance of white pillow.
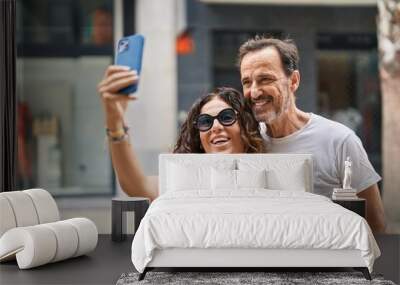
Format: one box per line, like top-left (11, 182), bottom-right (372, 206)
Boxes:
top-left (236, 169), bottom-right (267, 189)
top-left (166, 162), bottom-right (211, 191)
top-left (166, 158), bottom-right (236, 192)
top-left (267, 164), bottom-right (306, 191)
top-left (211, 168), bottom-right (236, 190)
top-left (211, 168), bottom-right (268, 190)
top-left (238, 159), bottom-right (308, 192)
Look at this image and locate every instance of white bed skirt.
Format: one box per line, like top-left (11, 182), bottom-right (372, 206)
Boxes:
top-left (148, 248), bottom-right (366, 268)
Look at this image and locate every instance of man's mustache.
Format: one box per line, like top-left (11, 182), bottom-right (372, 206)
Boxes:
top-left (249, 95), bottom-right (274, 104)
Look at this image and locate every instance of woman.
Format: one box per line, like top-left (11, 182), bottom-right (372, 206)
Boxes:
top-left (97, 65), bottom-right (264, 201)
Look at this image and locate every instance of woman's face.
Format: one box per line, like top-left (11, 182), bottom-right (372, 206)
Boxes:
top-left (198, 97), bottom-right (245, 154)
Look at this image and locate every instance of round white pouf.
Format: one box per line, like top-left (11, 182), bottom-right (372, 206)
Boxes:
top-left (1, 192), bottom-right (39, 227)
top-left (64, 218), bottom-right (98, 257)
top-left (42, 221), bottom-right (79, 262)
top-left (0, 226), bottom-right (57, 269)
top-left (0, 195), bottom-right (17, 237)
top-left (23, 189), bottom-right (60, 223)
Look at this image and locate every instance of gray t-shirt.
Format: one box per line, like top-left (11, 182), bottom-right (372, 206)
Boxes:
top-left (261, 113), bottom-right (381, 197)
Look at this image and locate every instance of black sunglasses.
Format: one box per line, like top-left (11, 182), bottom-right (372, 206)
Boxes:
top-left (194, 108), bottom-right (238, 132)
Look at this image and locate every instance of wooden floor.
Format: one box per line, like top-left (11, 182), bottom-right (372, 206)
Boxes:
top-left (0, 234), bottom-right (398, 285)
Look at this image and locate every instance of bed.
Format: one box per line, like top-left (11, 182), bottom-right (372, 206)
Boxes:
top-left (131, 154), bottom-right (380, 280)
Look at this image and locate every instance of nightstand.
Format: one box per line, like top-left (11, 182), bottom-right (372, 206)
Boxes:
top-left (332, 198), bottom-right (365, 218)
top-left (112, 197), bottom-right (150, 242)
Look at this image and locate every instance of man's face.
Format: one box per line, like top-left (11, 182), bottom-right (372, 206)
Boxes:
top-left (240, 47), bottom-right (297, 124)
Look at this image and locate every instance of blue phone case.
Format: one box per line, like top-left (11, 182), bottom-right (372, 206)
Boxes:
top-left (115, 34), bottom-right (145, 94)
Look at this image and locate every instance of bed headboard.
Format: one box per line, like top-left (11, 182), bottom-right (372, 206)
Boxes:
top-left (159, 153), bottom-right (314, 195)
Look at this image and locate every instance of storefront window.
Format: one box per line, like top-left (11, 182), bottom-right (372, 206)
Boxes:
top-left (16, 0), bottom-right (115, 196)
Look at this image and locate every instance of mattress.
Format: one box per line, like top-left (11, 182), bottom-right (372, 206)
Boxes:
top-left (131, 190), bottom-right (380, 273)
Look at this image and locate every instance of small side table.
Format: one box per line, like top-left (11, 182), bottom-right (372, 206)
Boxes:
top-left (332, 198), bottom-right (366, 218)
top-left (112, 197), bottom-right (150, 242)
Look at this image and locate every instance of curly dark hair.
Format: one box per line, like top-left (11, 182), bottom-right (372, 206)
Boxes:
top-left (173, 87), bottom-right (265, 153)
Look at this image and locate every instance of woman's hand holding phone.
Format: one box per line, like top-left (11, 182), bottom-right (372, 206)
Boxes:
top-left (97, 65), bottom-right (138, 130)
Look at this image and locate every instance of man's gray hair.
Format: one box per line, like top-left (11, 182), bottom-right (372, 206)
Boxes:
top-left (237, 35), bottom-right (300, 76)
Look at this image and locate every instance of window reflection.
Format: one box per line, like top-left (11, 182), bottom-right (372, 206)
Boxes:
top-left (82, 5), bottom-right (113, 45)
top-left (317, 50), bottom-right (382, 174)
top-left (18, 0), bottom-right (113, 46)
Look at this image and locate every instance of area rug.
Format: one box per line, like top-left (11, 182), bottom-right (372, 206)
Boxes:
top-left (116, 271), bottom-right (396, 285)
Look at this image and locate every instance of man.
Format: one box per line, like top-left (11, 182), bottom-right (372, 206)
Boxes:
top-left (238, 36), bottom-right (386, 233)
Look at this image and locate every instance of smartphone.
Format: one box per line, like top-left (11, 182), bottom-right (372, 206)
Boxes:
top-left (115, 34), bottom-right (145, 94)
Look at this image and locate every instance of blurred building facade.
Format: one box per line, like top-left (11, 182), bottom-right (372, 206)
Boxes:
top-left (16, 0), bottom-right (381, 200)
top-left (178, 0), bottom-right (381, 174)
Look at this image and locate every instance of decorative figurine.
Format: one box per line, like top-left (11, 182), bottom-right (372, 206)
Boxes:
top-left (332, 156), bottom-right (357, 200)
top-left (343, 156), bottom-right (352, 190)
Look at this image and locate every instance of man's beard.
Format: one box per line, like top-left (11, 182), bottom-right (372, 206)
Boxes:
top-left (251, 91), bottom-right (291, 125)
top-left (251, 86), bottom-right (291, 125)
top-left (254, 109), bottom-right (279, 124)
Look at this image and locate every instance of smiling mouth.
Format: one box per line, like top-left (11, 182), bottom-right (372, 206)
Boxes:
top-left (252, 97), bottom-right (273, 107)
top-left (211, 137), bottom-right (231, 146)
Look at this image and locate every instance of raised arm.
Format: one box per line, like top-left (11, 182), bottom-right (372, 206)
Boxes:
top-left (97, 65), bottom-right (158, 201)
top-left (357, 184), bottom-right (386, 233)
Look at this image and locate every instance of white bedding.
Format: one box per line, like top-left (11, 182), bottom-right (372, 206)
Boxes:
top-left (131, 190), bottom-right (380, 273)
